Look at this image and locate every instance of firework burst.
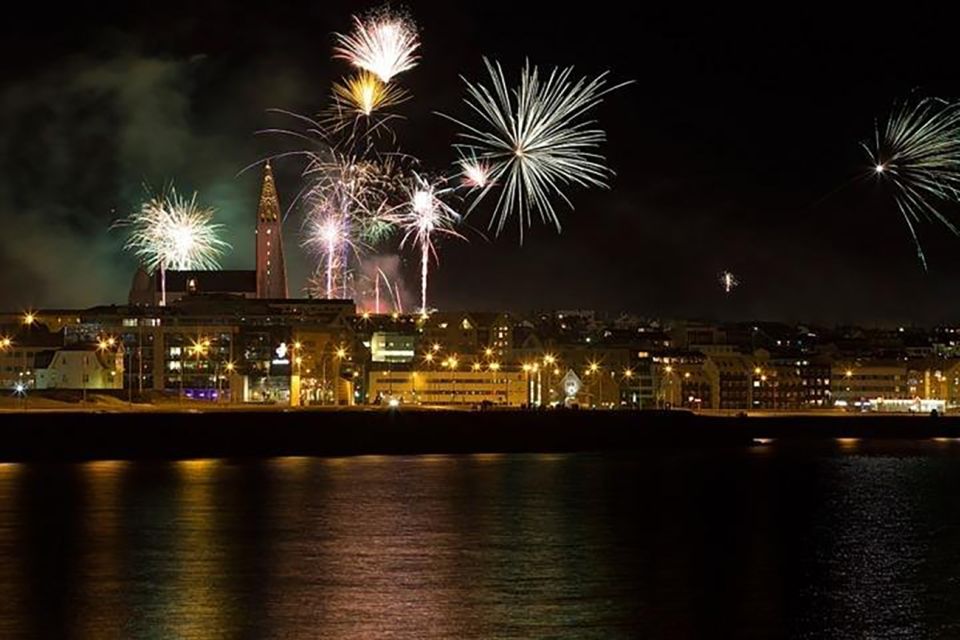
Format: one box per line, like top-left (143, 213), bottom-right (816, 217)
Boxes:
top-left (115, 186), bottom-right (229, 305)
top-left (719, 270), bottom-right (739, 293)
top-left (864, 97), bottom-right (960, 269)
top-left (303, 208), bottom-right (362, 299)
top-left (332, 70), bottom-right (409, 117)
top-left (442, 58), bottom-right (630, 239)
top-left (388, 173), bottom-right (464, 315)
top-left (300, 149), bottom-right (408, 298)
top-left (458, 152), bottom-right (493, 189)
top-left (334, 10), bottom-right (420, 84)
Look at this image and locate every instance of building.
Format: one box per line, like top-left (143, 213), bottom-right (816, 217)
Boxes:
top-left (368, 368), bottom-right (527, 406)
top-left (370, 332), bottom-right (416, 363)
top-left (832, 361), bottom-right (909, 407)
top-left (255, 162), bottom-right (288, 299)
top-left (51, 295), bottom-right (356, 404)
top-left (35, 345), bottom-right (123, 390)
top-left (703, 354), bottom-right (752, 411)
top-left (0, 320), bottom-right (66, 390)
top-left (129, 269), bottom-right (258, 306)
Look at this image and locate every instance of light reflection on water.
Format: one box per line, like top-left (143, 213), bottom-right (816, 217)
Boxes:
top-left (0, 445), bottom-right (958, 638)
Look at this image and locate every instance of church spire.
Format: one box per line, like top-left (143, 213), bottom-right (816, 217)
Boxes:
top-left (255, 162), bottom-right (288, 298)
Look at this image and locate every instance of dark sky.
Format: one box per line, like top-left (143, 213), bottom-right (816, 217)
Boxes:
top-left (2, 2), bottom-right (960, 323)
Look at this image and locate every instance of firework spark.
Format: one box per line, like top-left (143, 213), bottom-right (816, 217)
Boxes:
top-left (720, 270), bottom-right (739, 293)
top-left (442, 58), bottom-right (630, 239)
top-left (303, 209), bottom-right (360, 299)
top-left (388, 173), bottom-right (464, 315)
top-left (300, 150), bottom-right (403, 298)
top-left (115, 187), bottom-right (229, 305)
top-left (459, 153), bottom-right (493, 189)
top-left (864, 97), bottom-right (960, 269)
top-left (332, 70), bottom-right (409, 117)
top-left (334, 10), bottom-right (420, 83)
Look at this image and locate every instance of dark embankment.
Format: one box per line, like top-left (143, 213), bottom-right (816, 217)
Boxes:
top-left (1, 410), bottom-right (960, 461)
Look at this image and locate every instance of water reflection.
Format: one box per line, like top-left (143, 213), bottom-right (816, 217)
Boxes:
top-left (0, 446), bottom-right (958, 637)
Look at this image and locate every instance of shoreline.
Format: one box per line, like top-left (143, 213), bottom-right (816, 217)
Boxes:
top-left (1, 409), bottom-right (959, 462)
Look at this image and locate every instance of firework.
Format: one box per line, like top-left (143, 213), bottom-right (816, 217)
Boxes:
top-left (388, 173), bottom-right (464, 315)
top-left (303, 209), bottom-right (360, 298)
top-left (332, 70), bottom-right (409, 117)
top-left (720, 270), bottom-right (739, 293)
top-left (442, 58), bottom-right (629, 239)
top-left (115, 187), bottom-right (229, 305)
top-left (458, 153), bottom-right (493, 189)
top-left (300, 149), bottom-right (403, 298)
top-left (864, 97), bottom-right (960, 268)
top-left (334, 10), bottom-right (420, 83)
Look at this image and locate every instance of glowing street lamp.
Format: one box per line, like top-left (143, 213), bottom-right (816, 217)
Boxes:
top-left (22, 312), bottom-right (36, 326)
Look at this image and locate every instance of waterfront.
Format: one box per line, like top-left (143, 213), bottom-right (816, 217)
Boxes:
top-left (1, 443), bottom-right (959, 638)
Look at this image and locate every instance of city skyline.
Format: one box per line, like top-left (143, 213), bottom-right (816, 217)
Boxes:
top-left (3, 3), bottom-right (960, 322)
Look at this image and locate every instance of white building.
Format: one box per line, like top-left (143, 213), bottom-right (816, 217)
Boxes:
top-left (35, 346), bottom-right (123, 390)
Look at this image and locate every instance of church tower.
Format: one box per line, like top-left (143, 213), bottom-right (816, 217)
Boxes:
top-left (255, 162), bottom-right (288, 299)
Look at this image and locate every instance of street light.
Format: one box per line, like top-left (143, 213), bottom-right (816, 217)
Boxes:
top-left (587, 361), bottom-right (601, 408)
top-left (444, 356), bottom-right (459, 404)
top-left (488, 361), bottom-right (504, 404)
top-left (543, 354), bottom-right (557, 405)
top-left (182, 336), bottom-right (210, 402)
top-left (221, 361), bottom-right (236, 403)
top-left (22, 312), bottom-right (36, 327)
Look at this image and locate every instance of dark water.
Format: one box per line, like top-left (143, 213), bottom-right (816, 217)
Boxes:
top-left (2, 442), bottom-right (960, 639)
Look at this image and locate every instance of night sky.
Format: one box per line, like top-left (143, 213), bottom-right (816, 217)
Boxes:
top-left (2, 3), bottom-right (960, 323)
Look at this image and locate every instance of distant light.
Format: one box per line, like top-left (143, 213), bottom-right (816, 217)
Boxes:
top-left (875, 164), bottom-right (885, 173)
top-left (388, 398), bottom-right (400, 408)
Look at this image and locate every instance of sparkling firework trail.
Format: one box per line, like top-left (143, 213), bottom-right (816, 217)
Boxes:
top-left (719, 270), bottom-right (739, 293)
top-left (864, 97), bottom-right (960, 269)
top-left (303, 210), bottom-right (360, 298)
top-left (333, 10), bottom-right (420, 83)
top-left (442, 58), bottom-right (630, 240)
top-left (115, 187), bottom-right (229, 305)
top-left (388, 173), bottom-right (464, 315)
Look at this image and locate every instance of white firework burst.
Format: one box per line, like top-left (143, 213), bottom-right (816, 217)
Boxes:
top-left (333, 10), bottom-right (420, 84)
top-left (864, 96), bottom-right (960, 269)
top-left (387, 173), bottom-right (465, 315)
top-left (442, 58), bottom-right (630, 240)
